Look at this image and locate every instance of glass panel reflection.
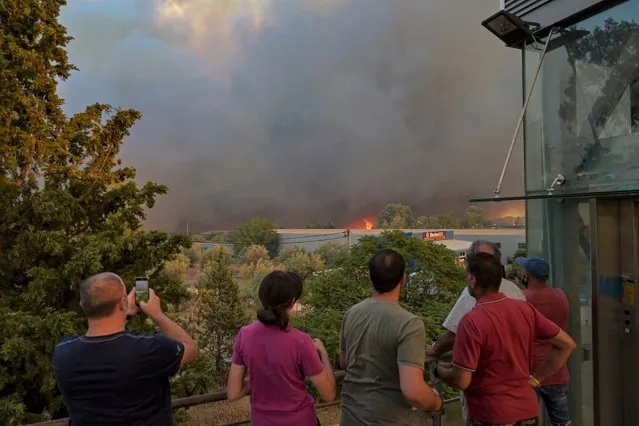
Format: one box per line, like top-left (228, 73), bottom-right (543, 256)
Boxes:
top-left (525, 3), bottom-right (639, 195)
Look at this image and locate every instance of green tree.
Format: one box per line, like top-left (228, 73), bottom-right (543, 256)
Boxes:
top-left (377, 203), bottom-right (414, 229)
top-left (209, 232), bottom-right (229, 243)
top-left (505, 264), bottom-right (522, 282)
top-left (277, 247), bottom-right (325, 278)
top-left (201, 244), bottom-right (232, 267)
top-left (191, 233), bottom-right (206, 242)
top-left (293, 232), bottom-right (465, 400)
top-left (461, 205), bottom-right (485, 228)
top-left (240, 259), bottom-right (284, 304)
top-left (284, 251), bottom-right (325, 279)
top-left (182, 244), bottom-right (203, 266)
top-left (230, 217), bottom-right (280, 257)
top-left (243, 244), bottom-right (270, 265)
top-left (314, 241), bottom-right (350, 268)
top-left (0, 2), bottom-right (189, 423)
top-left (163, 253), bottom-right (191, 282)
top-left (414, 215), bottom-right (443, 229)
top-left (197, 248), bottom-right (250, 378)
top-left (294, 231), bottom-right (465, 362)
top-left (277, 246), bottom-right (308, 263)
top-left (513, 247), bottom-right (527, 259)
top-left (437, 213), bottom-right (460, 229)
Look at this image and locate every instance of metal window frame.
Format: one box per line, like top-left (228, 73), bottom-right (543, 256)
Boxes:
top-left (470, 189), bottom-right (639, 203)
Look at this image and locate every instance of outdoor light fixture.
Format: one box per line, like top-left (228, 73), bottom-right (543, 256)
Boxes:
top-left (481, 10), bottom-right (539, 47)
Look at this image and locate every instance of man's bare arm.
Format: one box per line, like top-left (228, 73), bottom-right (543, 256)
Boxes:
top-left (533, 329), bottom-right (576, 384)
top-left (227, 364), bottom-right (250, 401)
top-left (436, 362), bottom-right (472, 390)
top-left (152, 313), bottom-right (197, 364)
top-left (399, 364), bottom-right (444, 412)
top-left (140, 289), bottom-right (197, 365)
top-left (426, 330), bottom-right (456, 361)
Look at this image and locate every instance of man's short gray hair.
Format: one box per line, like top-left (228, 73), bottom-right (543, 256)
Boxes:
top-left (468, 240), bottom-right (502, 262)
top-left (79, 272), bottom-right (125, 319)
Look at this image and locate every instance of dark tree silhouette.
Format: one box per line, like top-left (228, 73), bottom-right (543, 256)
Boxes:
top-left (557, 19), bottom-right (639, 187)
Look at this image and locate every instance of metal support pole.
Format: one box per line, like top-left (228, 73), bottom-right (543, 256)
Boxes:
top-left (494, 28), bottom-right (557, 197)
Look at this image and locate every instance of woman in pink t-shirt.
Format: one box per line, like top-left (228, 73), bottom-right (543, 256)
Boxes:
top-left (227, 271), bottom-right (336, 426)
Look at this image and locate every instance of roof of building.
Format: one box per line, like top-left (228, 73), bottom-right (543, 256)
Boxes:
top-left (454, 228), bottom-right (525, 236)
top-left (435, 239), bottom-right (472, 252)
top-left (276, 228), bottom-right (451, 234)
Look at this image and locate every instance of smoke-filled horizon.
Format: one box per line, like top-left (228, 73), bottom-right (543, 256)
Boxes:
top-left (59, 0), bottom-right (524, 232)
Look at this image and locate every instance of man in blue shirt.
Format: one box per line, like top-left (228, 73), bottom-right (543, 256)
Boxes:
top-left (53, 272), bottom-right (197, 425)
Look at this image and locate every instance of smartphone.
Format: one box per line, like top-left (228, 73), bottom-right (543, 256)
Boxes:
top-left (135, 277), bottom-right (149, 302)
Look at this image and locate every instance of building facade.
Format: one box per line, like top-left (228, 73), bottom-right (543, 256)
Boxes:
top-left (485, 1), bottom-right (639, 425)
top-left (196, 228), bottom-right (524, 262)
top-left (274, 229), bottom-right (472, 261)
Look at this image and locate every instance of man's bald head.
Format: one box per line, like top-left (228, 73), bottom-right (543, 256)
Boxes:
top-left (80, 273), bottom-right (126, 319)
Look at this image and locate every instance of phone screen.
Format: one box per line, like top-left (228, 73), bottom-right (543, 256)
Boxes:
top-left (135, 277), bottom-right (149, 298)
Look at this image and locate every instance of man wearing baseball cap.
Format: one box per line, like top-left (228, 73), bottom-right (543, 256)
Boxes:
top-left (516, 256), bottom-right (572, 426)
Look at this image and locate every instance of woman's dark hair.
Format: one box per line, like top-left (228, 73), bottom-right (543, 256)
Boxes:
top-left (256, 270), bottom-right (303, 330)
top-left (368, 249), bottom-right (406, 294)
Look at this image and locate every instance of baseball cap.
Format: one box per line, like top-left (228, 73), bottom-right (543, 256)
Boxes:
top-left (514, 256), bottom-right (550, 280)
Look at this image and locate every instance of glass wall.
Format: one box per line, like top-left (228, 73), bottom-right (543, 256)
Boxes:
top-left (526, 198), bottom-right (593, 426)
top-left (524, 1), bottom-right (639, 196)
top-left (522, 2), bottom-right (639, 424)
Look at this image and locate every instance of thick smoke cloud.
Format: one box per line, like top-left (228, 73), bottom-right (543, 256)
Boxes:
top-left (60, 0), bottom-right (523, 231)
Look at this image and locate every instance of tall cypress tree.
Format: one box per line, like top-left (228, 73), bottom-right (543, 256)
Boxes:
top-left (198, 248), bottom-right (250, 379)
top-left (0, 1), bottom-right (189, 423)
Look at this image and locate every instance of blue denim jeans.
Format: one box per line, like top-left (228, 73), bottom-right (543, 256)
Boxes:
top-left (536, 384), bottom-right (571, 426)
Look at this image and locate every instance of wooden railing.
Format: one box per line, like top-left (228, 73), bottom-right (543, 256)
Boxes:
top-left (26, 369), bottom-right (460, 426)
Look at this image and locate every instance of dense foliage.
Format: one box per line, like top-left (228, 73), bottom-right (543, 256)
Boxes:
top-left (293, 231), bottom-right (466, 399)
top-left (0, 1), bottom-right (190, 423)
top-left (377, 203), bottom-right (415, 228)
top-left (196, 248), bottom-right (250, 379)
top-left (295, 231), bottom-right (465, 351)
top-left (377, 203), bottom-right (511, 229)
top-left (313, 240), bottom-right (350, 269)
top-left (230, 217), bottom-right (280, 257)
top-left (277, 247), bottom-right (325, 279)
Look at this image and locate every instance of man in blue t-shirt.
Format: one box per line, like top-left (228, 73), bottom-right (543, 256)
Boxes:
top-left (53, 272), bottom-right (197, 425)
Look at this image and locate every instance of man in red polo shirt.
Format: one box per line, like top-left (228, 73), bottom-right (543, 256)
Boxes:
top-left (516, 256), bottom-right (571, 426)
top-left (435, 252), bottom-right (576, 426)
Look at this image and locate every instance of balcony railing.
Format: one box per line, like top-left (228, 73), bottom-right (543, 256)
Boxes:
top-left (27, 369), bottom-right (459, 426)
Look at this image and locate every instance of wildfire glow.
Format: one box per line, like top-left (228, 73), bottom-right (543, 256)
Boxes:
top-left (486, 201), bottom-right (525, 219)
top-left (364, 220), bottom-right (373, 230)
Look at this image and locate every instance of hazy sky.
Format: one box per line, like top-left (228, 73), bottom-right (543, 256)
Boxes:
top-left (59, 0), bottom-right (524, 231)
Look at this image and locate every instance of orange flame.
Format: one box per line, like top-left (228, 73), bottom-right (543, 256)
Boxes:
top-left (364, 219), bottom-right (373, 230)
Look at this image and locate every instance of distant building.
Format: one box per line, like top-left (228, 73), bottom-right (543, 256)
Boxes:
top-left (195, 228), bottom-right (525, 265)
top-left (274, 228), bottom-right (524, 264)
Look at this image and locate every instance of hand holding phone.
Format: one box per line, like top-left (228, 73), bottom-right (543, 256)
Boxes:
top-left (135, 277), bottom-right (149, 303)
top-left (139, 289), bottom-right (164, 319)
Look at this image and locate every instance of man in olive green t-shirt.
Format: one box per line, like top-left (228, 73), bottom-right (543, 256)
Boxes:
top-left (339, 249), bottom-right (443, 426)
